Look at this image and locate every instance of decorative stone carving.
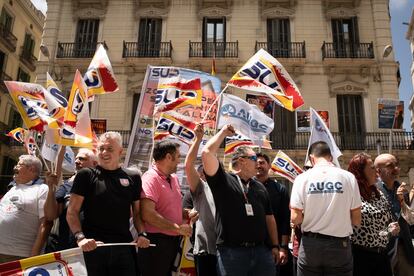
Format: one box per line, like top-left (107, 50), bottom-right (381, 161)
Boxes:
top-left (325, 6), bottom-right (357, 19)
top-left (261, 6), bottom-right (295, 19)
top-left (323, 0), bottom-right (360, 10)
top-left (261, 0), bottom-right (296, 10)
top-left (329, 80), bottom-right (368, 97)
top-left (135, 7), bottom-right (170, 18)
top-left (198, 6), bottom-right (231, 19)
top-left (74, 8), bottom-right (107, 20)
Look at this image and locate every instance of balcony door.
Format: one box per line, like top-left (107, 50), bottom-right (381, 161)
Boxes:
top-left (337, 94), bottom-right (365, 149)
top-left (202, 17), bottom-right (226, 57)
top-left (267, 18), bottom-right (290, 57)
top-left (22, 33), bottom-right (35, 56)
top-left (271, 105), bottom-right (296, 149)
top-left (332, 18), bottom-right (359, 58)
top-left (75, 19), bottom-right (99, 58)
top-left (138, 18), bottom-right (162, 57)
top-left (0, 50), bottom-right (5, 73)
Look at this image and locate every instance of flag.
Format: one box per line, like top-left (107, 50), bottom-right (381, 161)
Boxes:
top-left (217, 94), bottom-right (274, 141)
top-left (41, 141), bottom-right (76, 173)
top-left (84, 44), bottom-right (118, 100)
top-left (225, 133), bottom-right (255, 155)
top-left (227, 48), bottom-right (304, 111)
top-left (24, 133), bottom-right (37, 156)
top-left (154, 111), bottom-right (196, 144)
top-left (305, 107), bottom-right (342, 167)
top-left (6, 127), bottom-right (28, 143)
top-left (154, 77), bottom-right (202, 114)
top-left (174, 236), bottom-right (196, 276)
top-left (0, 247), bottom-right (87, 276)
top-left (5, 81), bottom-right (60, 131)
top-left (271, 151), bottom-right (303, 183)
top-left (45, 72), bottom-right (68, 120)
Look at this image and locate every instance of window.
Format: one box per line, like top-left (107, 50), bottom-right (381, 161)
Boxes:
top-left (0, 8), bottom-right (13, 32)
top-left (271, 105), bottom-right (296, 149)
top-left (8, 108), bottom-right (22, 129)
top-left (337, 94), bottom-right (365, 149)
top-left (267, 18), bottom-right (290, 57)
top-left (202, 17), bottom-right (226, 57)
top-left (0, 50), bottom-right (6, 72)
top-left (17, 67), bottom-right (30, 82)
top-left (75, 19), bottom-right (100, 57)
top-left (331, 17), bottom-right (359, 58)
top-left (138, 18), bottom-right (162, 57)
top-left (131, 93), bottom-right (141, 128)
top-left (22, 33), bottom-right (35, 56)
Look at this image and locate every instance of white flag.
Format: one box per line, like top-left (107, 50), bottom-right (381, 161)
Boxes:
top-left (41, 141), bottom-right (76, 173)
top-left (217, 94), bottom-right (274, 141)
top-left (305, 107), bottom-right (342, 167)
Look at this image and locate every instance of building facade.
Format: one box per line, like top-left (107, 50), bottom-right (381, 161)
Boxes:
top-left (30, 0), bottom-right (413, 186)
top-left (0, 0), bottom-right (44, 191)
top-left (407, 7), bottom-right (414, 131)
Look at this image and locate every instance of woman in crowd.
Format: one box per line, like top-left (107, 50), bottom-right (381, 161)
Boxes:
top-left (348, 153), bottom-right (399, 276)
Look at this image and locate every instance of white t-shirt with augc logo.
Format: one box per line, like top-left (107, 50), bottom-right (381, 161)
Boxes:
top-left (290, 163), bottom-right (362, 238)
top-left (0, 182), bottom-right (48, 257)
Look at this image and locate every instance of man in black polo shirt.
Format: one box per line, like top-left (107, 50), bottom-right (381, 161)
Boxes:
top-left (202, 124), bottom-right (280, 276)
top-left (67, 132), bottom-right (150, 276)
top-left (256, 152), bottom-right (292, 276)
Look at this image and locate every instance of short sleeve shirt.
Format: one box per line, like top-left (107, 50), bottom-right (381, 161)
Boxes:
top-left (290, 163), bottom-right (362, 237)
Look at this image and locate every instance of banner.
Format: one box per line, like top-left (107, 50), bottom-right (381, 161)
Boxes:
top-left (41, 141), bottom-right (76, 173)
top-left (227, 48), bottom-right (304, 111)
top-left (24, 133), bottom-right (37, 156)
top-left (217, 94), bottom-right (274, 141)
top-left (305, 107), bottom-right (342, 167)
top-left (246, 94), bottom-right (274, 119)
top-left (0, 247), bottom-right (87, 276)
top-left (6, 127), bottom-right (28, 143)
top-left (378, 98), bottom-right (404, 129)
top-left (225, 133), bottom-right (255, 155)
top-left (125, 66), bottom-right (221, 186)
top-left (296, 110), bottom-right (330, 132)
top-left (173, 236), bottom-right (196, 276)
top-left (271, 151), bottom-right (303, 183)
top-left (45, 72), bottom-right (67, 120)
top-left (154, 111), bottom-right (196, 144)
top-left (154, 77), bottom-right (202, 114)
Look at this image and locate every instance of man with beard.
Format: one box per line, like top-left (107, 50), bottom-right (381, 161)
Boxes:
top-left (67, 132), bottom-right (150, 276)
top-left (138, 140), bottom-right (194, 276)
top-left (44, 148), bottom-right (98, 250)
top-left (375, 154), bottom-right (414, 276)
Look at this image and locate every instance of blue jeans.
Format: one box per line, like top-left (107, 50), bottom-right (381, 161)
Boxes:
top-left (216, 245), bottom-right (276, 276)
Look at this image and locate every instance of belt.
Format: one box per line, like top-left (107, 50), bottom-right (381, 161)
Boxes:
top-left (303, 232), bottom-right (348, 241)
top-left (352, 244), bottom-right (386, 254)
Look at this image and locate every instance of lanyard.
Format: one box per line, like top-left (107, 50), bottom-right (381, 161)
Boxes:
top-left (236, 175), bottom-right (249, 203)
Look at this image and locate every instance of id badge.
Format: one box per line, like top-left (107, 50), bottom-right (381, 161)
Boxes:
top-left (245, 203), bottom-right (254, 216)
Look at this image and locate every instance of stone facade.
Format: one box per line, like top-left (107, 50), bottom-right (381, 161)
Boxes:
top-left (407, 7), bottom-right (414, 131)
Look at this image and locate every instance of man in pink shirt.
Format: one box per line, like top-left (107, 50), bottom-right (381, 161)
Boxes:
top-left (139, 140), bottom-right (194, 276)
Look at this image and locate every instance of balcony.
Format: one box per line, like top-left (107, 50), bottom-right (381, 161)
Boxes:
top-left (189, 41), bottom-right (238, 58)
top-left (19, 47), bottom-right (37, 72)
top-left (322, 41), bottom-right (374, 59)
top-left (0, 71), bottom-right (12, 93)
top-left (122, 41), bottom-right (172, 58)
top-left (56, 41), bottom-right (108, 58)
top-left (256, 41), bottom-right (306, 58)
top-left (0, 24), bottom-right (17, 52)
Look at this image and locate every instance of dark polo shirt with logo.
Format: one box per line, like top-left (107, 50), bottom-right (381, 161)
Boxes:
top-left (71, 166), bottom-right (141, 243)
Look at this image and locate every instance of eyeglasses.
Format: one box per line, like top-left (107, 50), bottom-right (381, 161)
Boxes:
top-left (240, 155), bottom-right (258, 162)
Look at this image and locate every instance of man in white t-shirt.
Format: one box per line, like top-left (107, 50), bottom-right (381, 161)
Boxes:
top-left (0, 155), bottom-right (49, 263)
top-left (290, 141), bottom-right (362, 276)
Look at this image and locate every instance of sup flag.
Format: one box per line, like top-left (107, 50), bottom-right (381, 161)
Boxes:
top-left (227, 48), bottom-right (304, 111)
top-left (0, 247), bottom-right (87, 276)
top-left (45, 72), bottom-right (68, 120)
top-left (305, 107), bottom-right (342, 167)
top-left (225, 133), bottom-right (255, 155)
top-left (24, 133), bottom-right (37, 156)
top-left (271, 151), bottom-right (303, 183)
top-left (84, 44), bottom-right (119, 100)
top-left (7, 127), bottom-right (28, 143)
top-left (5, 81), bottom-right (60, 131)
top-left (41, 141), bottom-right (76, 173)
top-left (217, 94), bottom-right (274, 141)
top-left (173, 236), bottom-right (196, 276)
top-left (154, 77), bottom-right (202, 114)
top-left (154, 111), bottom-right (196, 144)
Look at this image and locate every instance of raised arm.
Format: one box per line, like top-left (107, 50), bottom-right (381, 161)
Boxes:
top-left (185, 123), bottom-right (204, 193)
top-left (201, 124), bottom-right (235, 176)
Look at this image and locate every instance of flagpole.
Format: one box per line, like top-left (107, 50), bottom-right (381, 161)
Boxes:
top-left (32, 132), bottom-right (50, 172)
top-left (200, 84), bottom-right (228, 124)
top-left (149, 113), bottom-right (156, 167)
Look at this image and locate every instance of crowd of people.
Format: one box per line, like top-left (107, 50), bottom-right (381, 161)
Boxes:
top-left (0, 125), bottom-right (414, 276)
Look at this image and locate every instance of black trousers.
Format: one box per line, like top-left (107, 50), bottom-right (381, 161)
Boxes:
top-left (83, 245), bottom-right (137, 276)
top-left (194, 253), bottom-right (217, 276)
top-left (352, 245), bottom-right (392, 276)
top-left (137, 233), bottom-right (180, 276)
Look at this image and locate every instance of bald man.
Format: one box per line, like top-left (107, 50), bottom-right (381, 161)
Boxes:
top-left (375, 154), bottom-right (414, 276)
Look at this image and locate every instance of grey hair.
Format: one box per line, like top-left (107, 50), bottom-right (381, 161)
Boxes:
top-left (19, 155), bottom-right (42, 176)
top-left (231, 146), bottom-right (253, 168)
top-left (77, 148), bottom-right (98, 163)
top-left (99, 131), bottom-right (122, 148)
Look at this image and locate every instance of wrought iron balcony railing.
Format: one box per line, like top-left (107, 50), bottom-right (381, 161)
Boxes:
top-left (189, 41), bottom-right (238, 58)
top-left (0, 71), bottom-right (12, 93)
top-left (56, 41), bottom-right (108, 58)
top-left (122, 41), bottom-right (172, 58)
top-left (0, 24), bottom-right (17, 52)
top-left (19, 47), bottom-right (37, 71)
top-left (255, 41), bottom-right (306, 58)
top-left (322, 41), bottom-right (374, 59)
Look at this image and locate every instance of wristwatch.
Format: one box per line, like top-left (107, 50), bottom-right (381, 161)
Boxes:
top-left (138, 232), bottom-right (148, 238)
top-left (74, 231), bottom-right (85, 242)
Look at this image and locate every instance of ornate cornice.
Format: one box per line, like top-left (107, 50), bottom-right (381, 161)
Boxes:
top-left (323, 0), bottom-right (360, 9)
top-left (73, 8), bottom-right (107, 20)
top-left (261, 6), bottom-right (295, 19)
top-left (198, 6), bottom-right (231, 19)
top-left (325, 6), bottom-right (357, 19)
top-left (135, 6), bottom-right (170, 19)
top-left (329, 79), bottom-right (368, 97)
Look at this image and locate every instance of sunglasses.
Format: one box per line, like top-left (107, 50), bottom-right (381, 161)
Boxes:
top-left (240, 155), bottom-right (258, 162)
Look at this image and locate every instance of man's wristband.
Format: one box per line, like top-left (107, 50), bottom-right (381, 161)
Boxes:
top-left (138, 232), bottom-right (148, 238)
top-left (74, 231), bottom-right (85, 242)
top-left (271, 244), bottom-right (280, 250)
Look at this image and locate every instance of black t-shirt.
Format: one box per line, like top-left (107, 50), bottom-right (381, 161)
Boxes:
top-left (71, 166), bottom-right (141, 243)
top-left (205, 164), bottom-right (273, 246)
